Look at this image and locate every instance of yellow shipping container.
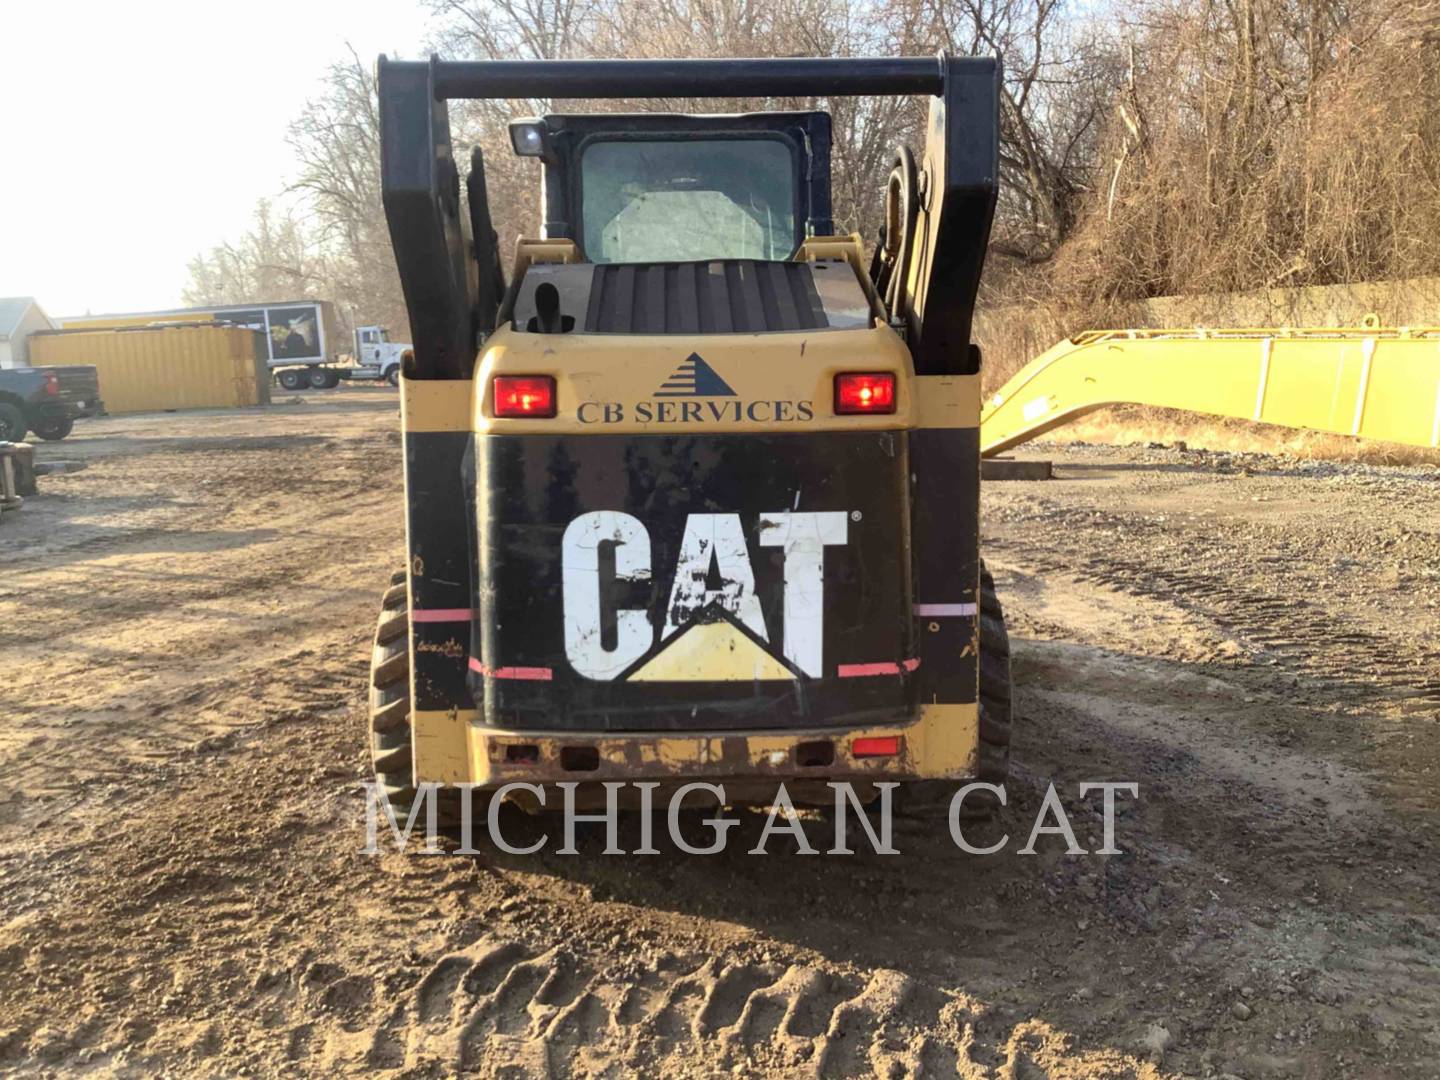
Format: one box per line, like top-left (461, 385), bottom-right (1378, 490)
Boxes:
top-left (30, 325), bottom-right (272, 413)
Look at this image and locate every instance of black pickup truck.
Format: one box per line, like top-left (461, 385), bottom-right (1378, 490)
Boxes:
top-left (0, 366), bottom-right (104, 441)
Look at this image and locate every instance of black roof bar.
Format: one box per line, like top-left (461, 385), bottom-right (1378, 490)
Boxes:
top-left (416, 56), bottom-right (950, 100)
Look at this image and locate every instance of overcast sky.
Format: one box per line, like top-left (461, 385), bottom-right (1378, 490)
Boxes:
top-left (1, 0), bottom-right (431, 317)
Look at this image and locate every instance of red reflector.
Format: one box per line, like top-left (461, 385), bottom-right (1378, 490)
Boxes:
top-left (493, 375), bottom-right (556, 418)
top-left (852, 736), bottom-right (900, 759)
top-left (834, 372), bottom-right (896, 414)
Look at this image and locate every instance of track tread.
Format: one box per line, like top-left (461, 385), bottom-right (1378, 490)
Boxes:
top-left (372, 937), bottom-right (983, 1077)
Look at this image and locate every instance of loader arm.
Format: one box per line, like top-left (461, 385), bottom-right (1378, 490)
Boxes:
top-left (980, 325), bottom-right (1440, 456)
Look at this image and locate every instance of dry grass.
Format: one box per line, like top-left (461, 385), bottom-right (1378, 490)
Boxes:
top-left (1046, 0), bottom-right (1440, 311)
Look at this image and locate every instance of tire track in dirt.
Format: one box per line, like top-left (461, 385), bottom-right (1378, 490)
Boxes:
top-left (991, 507), bottom-right (1440, 703)
top-left (308, 933), bottom-right (1137, 1078)
top-left (5, 414), bottom-right (1440, 1078)
top-left (0, 400), bottom-right (405, 824)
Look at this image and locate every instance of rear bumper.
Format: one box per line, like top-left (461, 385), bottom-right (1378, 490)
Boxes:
top-left (34, 397), bottom-right (103, 422)
top-left (410, 702), bottom-right (978, 790)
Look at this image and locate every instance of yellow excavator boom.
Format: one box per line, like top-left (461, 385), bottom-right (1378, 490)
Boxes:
top-left (980, 324), bottom-right (1440, 457)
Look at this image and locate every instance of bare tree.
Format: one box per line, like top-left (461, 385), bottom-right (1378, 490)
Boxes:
top-left (1056, 0), bottom-right (1440, 309)
top-left (925, 0), bottom-right (1119, 268)
top-left (429, 0), bottom-right (600, 60)
top-left (428, 0), bottom-right (599, 251)
top-left (286, 46), bottom-right (410, 336)
top-left (191, 0), bottom-right (1440, 359)
top-left (183, 200), bottom-right (329, 306)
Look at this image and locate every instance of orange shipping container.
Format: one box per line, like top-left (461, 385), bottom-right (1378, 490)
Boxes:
top-left (29, 325), bottom-right (271, 413)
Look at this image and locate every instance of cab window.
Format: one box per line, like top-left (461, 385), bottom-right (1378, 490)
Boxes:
top-left (580, 138), bottom-right (796, 263)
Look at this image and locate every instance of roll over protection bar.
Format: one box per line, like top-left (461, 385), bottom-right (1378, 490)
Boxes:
top-left (378, 54), bottom-right (999, 379)
top-left (429, 57), bottom-right (946, 98)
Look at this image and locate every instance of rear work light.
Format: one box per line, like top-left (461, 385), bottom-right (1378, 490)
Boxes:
top-left (851, 736), bottom-right (900, 759)
top-left (493, 375), bottom-right (556, 418)
top-left (834, 372), bottom-right (896, 414)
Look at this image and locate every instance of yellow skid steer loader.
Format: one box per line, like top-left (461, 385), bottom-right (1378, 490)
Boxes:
top-left (370, 55), bottom-right (1008, 817)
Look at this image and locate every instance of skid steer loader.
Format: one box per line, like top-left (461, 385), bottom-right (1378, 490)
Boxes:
top-left (370, 55), bottom-right (1009, 818)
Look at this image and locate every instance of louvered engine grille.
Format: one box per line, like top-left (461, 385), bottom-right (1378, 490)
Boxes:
top-left (584, 260), bottom-right (830, 334)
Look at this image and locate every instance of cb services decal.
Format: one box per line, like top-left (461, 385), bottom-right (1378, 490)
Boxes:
top-left (561, 510), bottom-right (849, 682)
top-left (576, 352), bottom-right (815, 425)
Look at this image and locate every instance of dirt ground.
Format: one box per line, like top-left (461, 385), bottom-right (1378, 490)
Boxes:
top-left (2, 388), bottom-right (1438, 1078)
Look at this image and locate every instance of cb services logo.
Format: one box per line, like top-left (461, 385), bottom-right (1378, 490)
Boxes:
top-left (653, 353), bottom-right (737, 397)
top-left (576, 352), bottom-right (815, 425)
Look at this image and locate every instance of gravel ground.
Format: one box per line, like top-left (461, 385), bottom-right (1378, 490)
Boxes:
top-left (1, 390), bottom-right (1437, 1078)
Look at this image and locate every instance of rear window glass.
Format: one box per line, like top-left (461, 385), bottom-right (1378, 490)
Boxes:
top-left (580, 139), bottom-right (796, 263)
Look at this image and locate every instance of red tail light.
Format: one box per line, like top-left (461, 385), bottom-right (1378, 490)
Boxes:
top-left (493, 375), bottom-right (556, 418)
top-left (43, 372), bottom-right (60, 396)
top-left (851, 736), bottom-right (900, 759)
top-left (834, 373), bottom-right (896, 414)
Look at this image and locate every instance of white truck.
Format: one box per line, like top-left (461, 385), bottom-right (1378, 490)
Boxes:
top-left (347, 326), bottom-right (412, 386)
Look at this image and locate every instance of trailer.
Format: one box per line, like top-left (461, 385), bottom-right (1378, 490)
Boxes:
top-left (56, 301), bottom-right (359, 390)
top-left (31, 325), bottom-right (270, 414)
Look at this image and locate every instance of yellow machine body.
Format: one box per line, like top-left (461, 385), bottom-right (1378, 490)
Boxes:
top-left (401, 240), bottom-right (984, 792)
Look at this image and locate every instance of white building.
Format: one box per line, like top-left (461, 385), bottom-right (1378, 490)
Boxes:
top-left (0, 297), bottom-right (56, 369)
